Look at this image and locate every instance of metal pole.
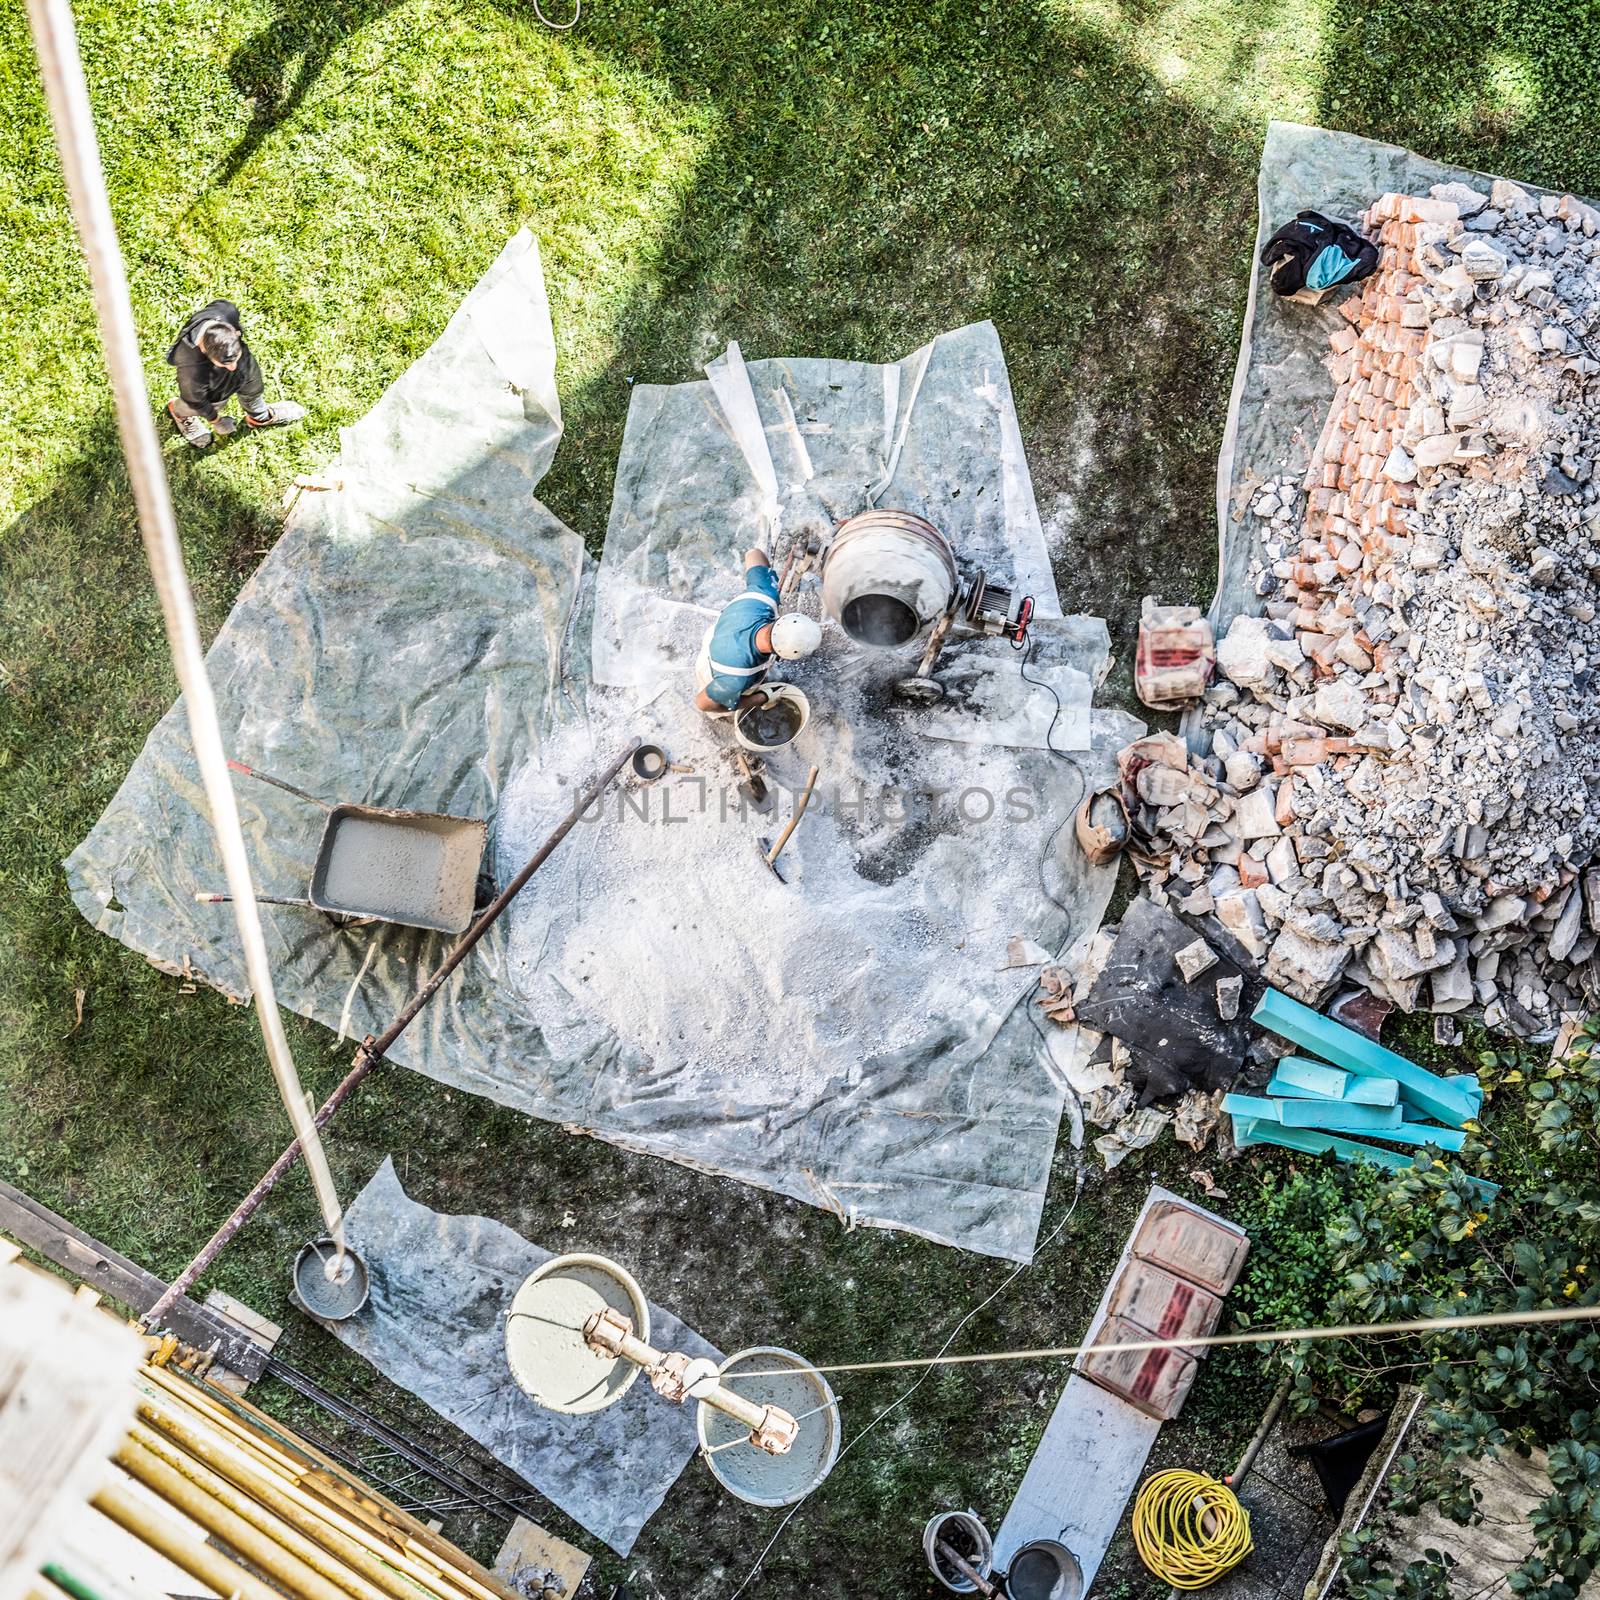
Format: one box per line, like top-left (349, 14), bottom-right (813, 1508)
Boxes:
top-left (144, 738), bottom-right (637, 1325)
top-left (91, 1480), bottom-right (285, 1600)
top-left (24, 0), bottom-right (348, 1261)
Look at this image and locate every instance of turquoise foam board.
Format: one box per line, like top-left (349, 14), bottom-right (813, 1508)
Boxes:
top-left (1269, 1062), bottom-right (1399, 1106)
top-left (1379, 1121), bottom-right (1467, 1152)
top-left (1231, 1114), bottom-right (1416, 1172)
top-left (1252, 988), bottom-right (1476, 1127)
top-left (1346, 1077), bottom-right (1400, 1107)
top-left (1276, 1098), bottom-right (1402, 1132)
top-left (1224, 1092), bottom-right (1284, 1121)
top-left (1272, 1057), bottom-right (1349, 1099)
top-left (1232, 1115), bottom-right (1497, 1194)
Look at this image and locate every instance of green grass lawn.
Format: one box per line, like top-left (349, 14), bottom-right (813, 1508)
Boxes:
top-left (4, 1), bottom-right (1600, 1595)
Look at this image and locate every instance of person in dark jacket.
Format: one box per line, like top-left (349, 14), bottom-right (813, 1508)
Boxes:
top-left (165, 299), bottom-right (305, 448)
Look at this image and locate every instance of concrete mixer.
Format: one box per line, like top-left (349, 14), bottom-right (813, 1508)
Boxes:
top-left (818, 509), bottom-right (1034, 700)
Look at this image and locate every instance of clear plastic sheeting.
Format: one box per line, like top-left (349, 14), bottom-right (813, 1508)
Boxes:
top-left (66, 236), bottom-right (1140, 1266)
top-left (1212, 120), bottom-right (1577, 629)
top-left (326, 1159), bottom-right (720, 1555)
top-left (500, 320), bottom-right (1141, 1263)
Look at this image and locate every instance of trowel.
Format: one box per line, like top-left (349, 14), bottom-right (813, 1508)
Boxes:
top-left (731, 745), bottom-right (773, 812)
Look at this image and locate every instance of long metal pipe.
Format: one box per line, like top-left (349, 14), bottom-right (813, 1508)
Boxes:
top-left (24, 0), bottom-right (347, 1262)
top-left (90, 1479), bottom-right (284, 1600)
top-left (145, 736), bottom-right (638, 1325)
top-left (128, 1418), bottom-right (398, 1600)
top-left (114, 1434), bottom-right (354, 1600)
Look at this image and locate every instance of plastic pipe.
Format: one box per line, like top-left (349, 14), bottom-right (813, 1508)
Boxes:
top-left (23, 0), bottom-right (348, 1270)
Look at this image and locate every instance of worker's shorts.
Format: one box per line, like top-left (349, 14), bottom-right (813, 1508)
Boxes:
top-left (694, 626), bottom-right (735, 717)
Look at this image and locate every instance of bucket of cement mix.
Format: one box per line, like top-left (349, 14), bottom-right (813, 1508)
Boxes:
top-left (697, 1346), bottom-right (839, 1505)
top-left (1004, 1539), bottom-right (1083, 1600)
top-left (923, 1509), bottom-right (996, 1593)
top-left (733, 684), bottom-right (811, 752)
top-left (505, 1253), bottom-right (651, 1415)
top-left (292, 1239), bottom-right (370, 1322)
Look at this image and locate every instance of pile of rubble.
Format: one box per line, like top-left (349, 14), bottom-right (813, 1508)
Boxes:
top-left (1127, 178), bottom-right (1600, 1036)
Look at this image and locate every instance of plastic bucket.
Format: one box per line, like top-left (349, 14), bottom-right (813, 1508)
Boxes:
top-left (733, 684), bottom-right (811, 752)
top-left (1005, 1539), bottom-right (1083, 1600)
top-left (924, 1510), bottom-right (995, 1593)
top-left (505, 1253), bottom-right (651, 1415)
top-left (698, 1346), bottom-right (839, 1506)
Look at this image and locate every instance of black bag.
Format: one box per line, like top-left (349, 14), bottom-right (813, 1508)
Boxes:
top-left (1260, 209), bottom-right (1379, 297)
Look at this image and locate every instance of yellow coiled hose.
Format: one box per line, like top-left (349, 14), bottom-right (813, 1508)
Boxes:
top-left (1132, 1469), bottom-right (1254, 1589)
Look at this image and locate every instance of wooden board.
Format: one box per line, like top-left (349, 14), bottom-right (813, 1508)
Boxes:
top-left (1, 1260), bottom-right (144, 1595)
top-left (0, 1179), bottom-right (269, 1380)
top-left (493, 1515), bottom-right (591, 1598)
top-left (993, 1185), bottom-right (1247, 1586)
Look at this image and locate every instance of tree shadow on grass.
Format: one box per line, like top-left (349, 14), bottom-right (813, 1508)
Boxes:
top-left (215, 0), bottom-right (411, 186)
top-left (0, 419), bottom-right (304, 1246)
top-left (1315, 0), bottom-right (1600, 195)
top-left (536, 1), bottom-right (1268, 661)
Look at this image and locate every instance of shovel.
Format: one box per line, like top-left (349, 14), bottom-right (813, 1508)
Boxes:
top-left (758, 765), bottom-right (820, 884)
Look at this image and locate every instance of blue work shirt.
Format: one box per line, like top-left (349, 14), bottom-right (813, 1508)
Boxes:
top-left (702, 564), bottom-right (780, 709)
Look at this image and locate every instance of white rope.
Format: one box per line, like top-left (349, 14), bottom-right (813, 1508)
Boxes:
top-left (718, 1302), bottom-right (1600, 1383)
top-left (25, 0), bottom-right (347, 1266)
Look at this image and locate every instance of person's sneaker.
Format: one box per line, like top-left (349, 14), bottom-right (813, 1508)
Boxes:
top-left (243, 400), bottom-right (307, 429)
top-left (210, 414), bottom-right (240, 436)
top-left (167, 400), bottom-right (212, 448)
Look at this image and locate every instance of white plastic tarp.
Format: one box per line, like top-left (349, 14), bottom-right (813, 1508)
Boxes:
top-left (67, 233), bottom-right (1140, 1266)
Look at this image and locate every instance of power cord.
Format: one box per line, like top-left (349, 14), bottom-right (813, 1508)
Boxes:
top-left (530, 0), bottom-right (580, 28)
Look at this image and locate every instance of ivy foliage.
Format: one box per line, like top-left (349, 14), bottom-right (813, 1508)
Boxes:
top-left (1291, 1021), bottom-right (1600, 1600)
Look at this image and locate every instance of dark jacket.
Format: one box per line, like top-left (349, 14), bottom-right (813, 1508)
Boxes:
top-left (166, 300), bottom-right (263, 415)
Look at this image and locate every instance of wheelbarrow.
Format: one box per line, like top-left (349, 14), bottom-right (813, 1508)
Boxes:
top-left (195, 759), bottom-right (489, 936)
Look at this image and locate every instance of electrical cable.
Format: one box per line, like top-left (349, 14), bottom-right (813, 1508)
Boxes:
top-left (24, 0), bottom-right (348, 1276)
top-left (724, 1169), bottom-right (1089, 1599)
top-left (1132, 1470), bottom-right (1254, 1588)
top-left (529, 0), bottom-right (581, 30)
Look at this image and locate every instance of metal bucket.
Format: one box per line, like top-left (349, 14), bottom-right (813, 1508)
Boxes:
top-left (733, 684), bottom-right (812, 752)
top-left (924, 1510), bottom-right (996, 1593)
top-left (698, 1347), bottom-right (839, 1506)
top-left (1005, 1539), bottom-right (1083, 1600)
top-left (505, 1253), bottom-right (650, 1415)
top-left (632, 744), bottom-right (669, 781)
top-left (821, 509), bottom-right (958, 647)
top-left (292, 1239), bottom-right (370, 1322)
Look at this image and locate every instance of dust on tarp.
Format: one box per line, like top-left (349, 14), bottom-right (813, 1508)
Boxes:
top-left (66, 233), bottom-right (1143, 1265)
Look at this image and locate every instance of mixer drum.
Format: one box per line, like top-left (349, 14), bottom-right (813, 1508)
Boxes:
top-left (820, 510), bottom-right (959, 647)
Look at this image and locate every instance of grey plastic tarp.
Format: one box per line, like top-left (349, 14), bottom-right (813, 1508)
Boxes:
top-left (67, 230), bottom-right (1141, 1266)
top-left (327, 1158), bottom-right (720, 1555)
top-left (1212, 120), bottom-right (1586, 628)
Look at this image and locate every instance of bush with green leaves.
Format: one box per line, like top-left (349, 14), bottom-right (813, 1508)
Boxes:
top-left (1285, 1021), bottom-right (1600, 1600)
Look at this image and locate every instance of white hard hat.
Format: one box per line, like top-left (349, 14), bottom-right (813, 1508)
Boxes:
top-left (770, 612), bottom-right (822, 660)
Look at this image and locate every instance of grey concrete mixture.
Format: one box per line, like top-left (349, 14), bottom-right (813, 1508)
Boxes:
top-left (324, 1158), bottom-right (721, 1556)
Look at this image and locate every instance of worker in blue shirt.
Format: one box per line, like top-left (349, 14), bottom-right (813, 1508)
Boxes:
top-left (693, 547), bottom-right (821, 715)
